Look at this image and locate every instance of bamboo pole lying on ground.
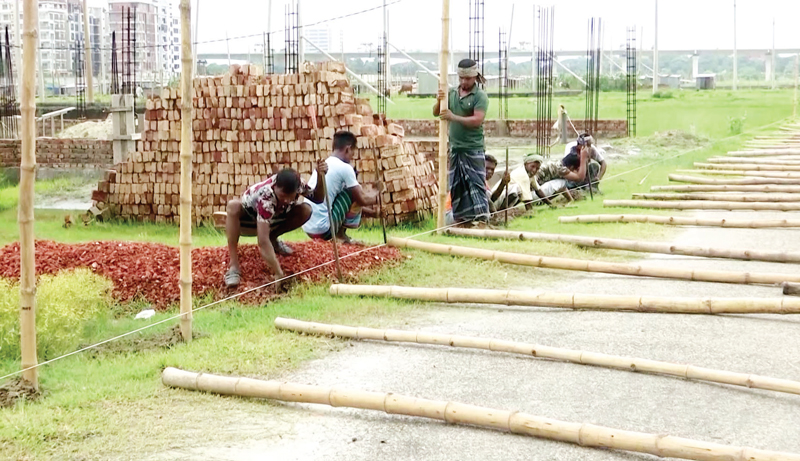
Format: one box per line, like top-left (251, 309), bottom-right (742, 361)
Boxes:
top-left (604, 199), bottom-right (800, 211)
top-left (329, 283), bottom-right (800, 314)
top-left (695, 162), bottom-right (800, 172)
top-left (783, 282), bottom-right (800, 296)
top-left (726, 149), bottom-right (800, 156)
top-left (633, 192), bottom-right (800, 202)
top-left (387, 237), bottom-right (800, 286)
top-left (162, 367), bottom-right (800, 461)
top-left (708, 157), bottom-right (800, 165)
top-left (276, 317), bottom-right (800, 395)
top-left (653, 184), bottom-right (800, 193)
top-left (444, 227), bottom-right (800, 263)
top-left (677, 169), bottom-right (800, 179)
top-left (669, 174), bottom-right (800, 185)
top-left (558, 214), bottom-right (800, 228)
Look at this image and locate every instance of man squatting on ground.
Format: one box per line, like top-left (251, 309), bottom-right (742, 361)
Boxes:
top-left (433, 58), bottom-right (491, 227)
top-left (503, 152), bottom-right (588, 210)
top-left (302, 131), bottom-right (379, 244)
top-left (224, 159), bottom-right (328, 289)
top-left (564, 133), bottom-right (607, 191)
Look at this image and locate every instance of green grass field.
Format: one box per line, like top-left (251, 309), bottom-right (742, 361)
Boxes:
top-left (373, 89), bottom-right (795, 139)
top-left (0, 89), bottom-right (797, 459)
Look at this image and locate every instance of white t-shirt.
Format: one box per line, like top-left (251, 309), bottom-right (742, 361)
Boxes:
top-left (302, 156), bottom-right (359, 235)
top-left (564, 142), bottom-right (606, 163)
top-left (509, 165), bottom-right (534, 202)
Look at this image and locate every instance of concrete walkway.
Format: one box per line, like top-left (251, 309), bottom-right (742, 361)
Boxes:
top-left (153, 210), bottom-right (800, 461)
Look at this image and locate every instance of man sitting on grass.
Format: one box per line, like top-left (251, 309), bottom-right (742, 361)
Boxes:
top-left (225, 161), bottom-right (328, 289)
top-left (564, 133), bottom-right (607, 192)
top-left (536, 147), bottom-right (590, 202)
top-left (505, 154), bottom-right (574, 210)
top-left (303, 130), bottom-right (379, 244)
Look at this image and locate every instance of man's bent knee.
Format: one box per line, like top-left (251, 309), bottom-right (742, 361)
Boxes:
top-left (227, 198), bottom-right (243, 216)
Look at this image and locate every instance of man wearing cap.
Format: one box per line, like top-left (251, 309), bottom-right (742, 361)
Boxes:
top-left (433, 58), bottom-right (490, 227)
top-left (504, 154), bottom-right (574, 210)
top-left (564, 133), bottom-right (607, 191)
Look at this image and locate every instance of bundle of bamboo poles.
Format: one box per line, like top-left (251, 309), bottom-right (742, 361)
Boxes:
top-left (162, 368), bottom-right (800, 461)
top-left (388, 237), bottom-right (800, 286)
top-left (695, 162), bottom-right (800, 172)
top-left (329, 283), bottom-right (800, 314)
top-left (678, 169), bottom-right (800, 179)
top-left (604, 199), bottom-right (800, 211)
top-left (558, 214), bottom-right (800, 228)
top-left (444, 227), bottom-right (800, 263)
top-left (632, 192), bottom-right (800, 202)
top-left (276, 317), bottom-right (800, 395)
top-left (668, 174), bottom-right (800, 185)
top-left (653, 184), bottom-right (800, 193)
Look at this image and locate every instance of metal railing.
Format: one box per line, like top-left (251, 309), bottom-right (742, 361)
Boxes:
top-left (37, 107), bottom-right (76, 137)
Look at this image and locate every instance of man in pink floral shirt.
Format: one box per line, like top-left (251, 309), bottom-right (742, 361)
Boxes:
top-left (225, 161), bottom-right (327, 288)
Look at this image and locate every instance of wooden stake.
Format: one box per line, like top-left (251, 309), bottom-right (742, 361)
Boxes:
top-left (633, 192), bottom-right (800, 202)
top-left (436, 0), bottom-right (450, 232)
top-left (308, 106), bottom-right (343, 283)
top-left (604, 199), bottom-right (800, 211)
top-left (162, 368), bottom-right (800, 461)
top-left (444, 227), bottom-right (800, 263)
top-left (669, 174), bottom-right (800, 185)
top-left (387, 237), bottom-right (800, 286)
top-left (653, 184), bottom-right (800, 193)
top-left (559, 214), bottom-right (800, 228)
top-left (330, 283), bottom-right (800, 314)
top-left (18, 0), bottom-right (38, 389)
top-left (275, 317), bottom-right (800, 395)
top-left (178, 0), bottom-right (193, 341)
top-left (695, 162), bottom-right (800, 172)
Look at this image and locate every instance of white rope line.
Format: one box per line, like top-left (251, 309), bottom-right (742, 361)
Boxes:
top-left (2, 117), bottom-right (792, 382)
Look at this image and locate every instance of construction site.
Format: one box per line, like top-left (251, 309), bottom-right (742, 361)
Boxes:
top-left (2, 0), bottom-right (800, 460)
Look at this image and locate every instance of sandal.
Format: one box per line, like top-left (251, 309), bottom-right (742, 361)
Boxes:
top-left (224, 269), bottom-right (241, 288)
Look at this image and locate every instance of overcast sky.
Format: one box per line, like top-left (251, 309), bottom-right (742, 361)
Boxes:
top-left (94, 0), bottom-right (800, 55)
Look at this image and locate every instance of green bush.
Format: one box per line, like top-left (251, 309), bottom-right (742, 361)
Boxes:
top-left (0, 269), bottom-right (113, 360)
top-left (652, 91), bottom-right (674, 99)
top-left (728, 113), bottom-right (747, 134)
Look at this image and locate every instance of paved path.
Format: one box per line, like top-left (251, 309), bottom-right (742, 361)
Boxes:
top-left (153, 210), bottom-right (800, 461)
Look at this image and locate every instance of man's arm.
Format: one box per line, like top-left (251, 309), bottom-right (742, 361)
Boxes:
top-left (308, 159), bottom-right (328, 204)
top-left (534, 189), bottom-right (553, 207)
top-left (562, 149), bottom-right (590, 182)
top-left (256, 220), bottom-right (283, 278)
top-left (490, 171), bottom-right (510, 202)
top-left (597, 159), bottom-right (607, 180)
top-left (440, 109), bottom-right (486, 129)
top-left (349, 184), bottom-right (378, 207)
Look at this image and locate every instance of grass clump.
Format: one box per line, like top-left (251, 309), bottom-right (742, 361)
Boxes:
top-left (0, 269), bottom-right (113, 361)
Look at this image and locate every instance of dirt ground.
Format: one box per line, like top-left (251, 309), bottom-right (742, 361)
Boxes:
top-left (147, 209), bottom-right (800, 460)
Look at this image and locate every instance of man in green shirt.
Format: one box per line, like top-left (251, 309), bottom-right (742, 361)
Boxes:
top-left (432, 58), bottom-right (490, 227)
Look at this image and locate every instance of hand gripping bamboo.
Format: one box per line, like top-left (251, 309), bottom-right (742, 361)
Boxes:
top-left (387, 237), bottom-right (800, 286)
top-left (604, 199), bottom-right (800, 211)
top-left (558, 214), bottom-right (800, 228)
top-left (444, 227), bottom-right (800, 263)
top-left (162, 367), bottom-right (800, 461)
top-left (328, 284), bottom-right (800, 314)
top-left (669, 174), bottom-right (800, 185)
top-left (275, 317), bottom-right (800, 396)
top-left (633, 192), bottom-right (800, 202)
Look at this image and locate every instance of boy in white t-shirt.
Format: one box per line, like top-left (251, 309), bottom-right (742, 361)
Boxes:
top-left (303, 131), bottom-right (378, 243)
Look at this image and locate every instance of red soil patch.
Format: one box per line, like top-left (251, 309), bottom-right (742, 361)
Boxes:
top-left (0, 240), bottom-right (400, 308)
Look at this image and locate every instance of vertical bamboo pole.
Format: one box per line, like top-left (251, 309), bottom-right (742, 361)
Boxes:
top-left (436, 0), bottom-right (450, 232)
top-left (19, 0), bottom-right (38, 389)
top-left (178, 0), bottom-right (193, 342)
top-left (82, 0), bottom-right (93, 103)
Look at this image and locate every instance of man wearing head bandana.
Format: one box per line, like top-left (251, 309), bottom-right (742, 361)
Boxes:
top-left (433, 58), bottom-right (490, 227)
top-left (564, 133), bottom-right (607, 192)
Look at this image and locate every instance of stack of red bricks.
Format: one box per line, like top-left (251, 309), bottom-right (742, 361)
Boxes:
top-left (90, 61), bottom-right (438, 226)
